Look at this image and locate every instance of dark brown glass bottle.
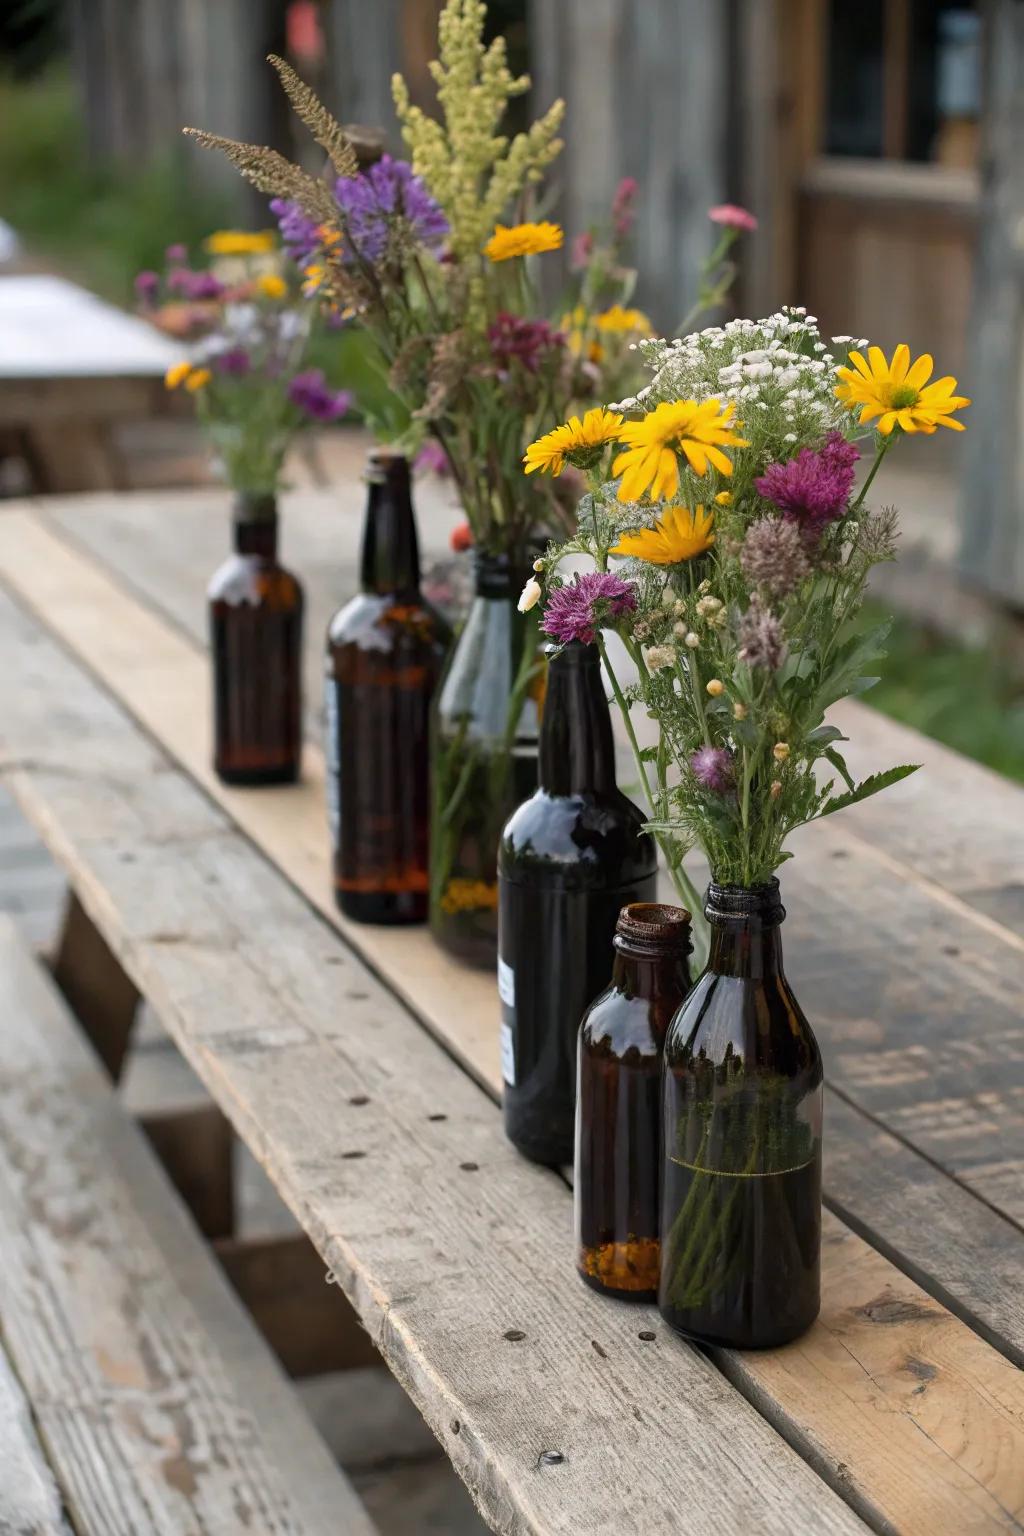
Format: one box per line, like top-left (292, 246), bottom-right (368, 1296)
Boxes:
top-left (498, 642), bottom-right (658, 1166)
top-left (325, 451), bottom-right (451, 924)
top-left (575, 903), bottom-right (693, 1301)
top-left (659, 880), bottom-right (822, 1348)
top-left (208, 493), bottom-right (303, 786)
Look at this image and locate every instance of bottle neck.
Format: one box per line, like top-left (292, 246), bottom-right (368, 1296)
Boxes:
top-left (539, 643), bottom-right (617, 797)
top-left (360, 454), bottom-right (420, 596)
top-left (705, 881), bottom-right (786, 979)
top-left (232, 493), bottom-right (278, 557)
top-left (611, 903), bottom-right (693, 1004)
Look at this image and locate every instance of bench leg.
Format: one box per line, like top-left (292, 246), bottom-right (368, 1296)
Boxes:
top-left (214, 1233), bottom-right (382, 1377)
top-left (140, 1103), bottom-right (236, 1241)
top-left (51, 891), bottom-right (139, 1081)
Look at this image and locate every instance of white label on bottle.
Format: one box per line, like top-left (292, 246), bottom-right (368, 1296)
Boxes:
top-left (500, 1020), bottom-right (516, 1086)
top-left (497, 957), bottom-right (515, 1008)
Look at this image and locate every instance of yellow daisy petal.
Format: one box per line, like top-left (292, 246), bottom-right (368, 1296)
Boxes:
top-left (835, 343), bottom-right (968, 436)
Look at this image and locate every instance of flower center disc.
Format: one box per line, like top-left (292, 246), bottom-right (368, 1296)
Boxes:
top-left (887, 384), bottom-right (919, 409)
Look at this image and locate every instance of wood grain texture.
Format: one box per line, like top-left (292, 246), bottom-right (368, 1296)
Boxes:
top-left (0, 585), bottom-right (870, 1536)
top-left (0, 914), bottom-right (377, 1536)
top-left (0, 1339), bottom-right (72, 1535)
top-left (4, 586), bottom-right (1024, 1534)
top-left (3, 499), bottom-right (1023, 1361)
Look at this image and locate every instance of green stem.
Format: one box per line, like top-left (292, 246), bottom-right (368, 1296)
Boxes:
top-left (850, 433), bottom-right (895, 512)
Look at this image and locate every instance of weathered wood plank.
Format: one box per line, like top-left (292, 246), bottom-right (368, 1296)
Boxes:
top-left (140, 1101), bottom-right (236, 1240)
top-left (0, 1338), bottom-right (72, 1535)
top-left (0, 914), bottom-right (377, 1536)
top-left (4, 501), bottom-right (1024, 1344)
top-left (5, 585), bottom-right (1024, 1535)
top-left (0, 584), bottom-right (869, 1536)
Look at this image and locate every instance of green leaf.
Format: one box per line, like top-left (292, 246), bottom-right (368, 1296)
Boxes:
top-left (806, 724), bottom-right (848, 747)
top-left (823, 746), bottom-right (855, 792)
top-left (816, 763), bottom-right (920, 819)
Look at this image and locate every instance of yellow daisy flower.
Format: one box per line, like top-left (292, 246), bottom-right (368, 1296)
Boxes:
top-left (835, 344), bottom-right (970, 435)
top-left (611, 504), bottom-right (716, 565)
top-left (205, 229), bottom-right (276, 256)
top-left (184, 367), bottom-right (212, 392)
top-left (164, 360), bottom-right (192, 390)
top-left (613, 399), bottom-right (748, 503)
top-left (484, 221), bottom-right (564, 262)
top-left (255, 273), bottom-right (287, 300)
top-left (595, 304), bottom-right (652, 335)
top-left (524, 408), bottom-right (625, 477)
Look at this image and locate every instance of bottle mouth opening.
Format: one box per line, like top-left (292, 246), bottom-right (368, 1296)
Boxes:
top-left (615, 901), bottom-right (693, 953)
top-left (705, 878), bottom-right (785, 927)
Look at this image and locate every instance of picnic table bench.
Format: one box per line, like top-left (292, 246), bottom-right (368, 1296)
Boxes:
top-left (0, 485), bottom-right (1022, 1535)
top-left (0, 274), bottom-right (183, 493)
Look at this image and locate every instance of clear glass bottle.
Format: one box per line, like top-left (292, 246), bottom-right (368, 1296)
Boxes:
top-left (659, 879), bottom-right (822, 1348)
top-left (498, 642), bottom-right (658, 1166)
top-left (429, 550), bottom-right (542, 967)
top-left (576, 903), bottom-right (693, 1301)
top-left (208, 492), bottom-right (303, 785)
top-left (325, 451), bottom-right (451, 923)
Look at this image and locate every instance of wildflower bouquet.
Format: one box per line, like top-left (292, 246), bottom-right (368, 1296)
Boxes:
top-left (138, 232), bottom-right (350, 496)
top-left (525, 310), bottom-right (970, 931)
top-left (181, 3), bottom-right (696, 558)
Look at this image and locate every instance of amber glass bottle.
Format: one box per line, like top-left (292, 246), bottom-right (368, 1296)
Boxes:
top-left (208, 493), bottom-right (303, 786)
top-left (575, 903), bottom-right (693, 1302)
top-left (498, 642), bottom-right (658, 1166)
top-left (659, 880), bottom-right (822, 1348)
top-left (325, 451), bottom-right (451, 924)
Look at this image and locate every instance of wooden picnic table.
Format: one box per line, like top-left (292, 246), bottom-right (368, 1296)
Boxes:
top-left (0, 274), bottom-right (183, 492)
top-left (0, 481), bottom-right (1022, 1535)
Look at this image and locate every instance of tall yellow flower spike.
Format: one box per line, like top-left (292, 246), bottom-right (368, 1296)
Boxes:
top-left (611, 504), bottom-right (716, 565)
top-left (835, 344), bottom-right (970, 435)
top-left (613, 399), bottom-right (748, 503)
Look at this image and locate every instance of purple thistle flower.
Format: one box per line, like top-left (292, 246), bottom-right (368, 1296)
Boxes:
top-left (335, 156), bottom-right (448, 264)
top-left (740, 516), bottom-right (810, 599)
top-left (287, 369), bottom-right (353, 423)
top-left (488, 312), bottom-right (564, 375)
top-left (755, 431), bottom-right (860, 535)
top-left (270, 198), bottom-right (322, 265)
top-left (214, 347), bottom-right (251, 376)
top-left (541, 572), bottom-right (637, 646)
top-left (166, 267), bottom-right (225, 301)
top-left (134, 270), bottom-right (159, 303)
top-left (691, 746), bottom-right (734, 793)
top-left (737, 599), bottom-right (787, 671)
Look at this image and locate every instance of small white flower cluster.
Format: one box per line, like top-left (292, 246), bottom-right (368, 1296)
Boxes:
top-left (615, 308), bottom-right (860, 449)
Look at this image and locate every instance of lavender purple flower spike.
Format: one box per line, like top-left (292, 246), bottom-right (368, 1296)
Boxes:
top-left (270, 198), bottom-right (322, 266)
top-left (288, 370), bottom-right (353, 422)
top-left (691, 746), bottom-right (734, 793)
top-left (335, 156), bottom-right (449, 264)
top-left (755, 431), bottom-right (860, 534)
top-left (542, 572), bottom-right (637, 647)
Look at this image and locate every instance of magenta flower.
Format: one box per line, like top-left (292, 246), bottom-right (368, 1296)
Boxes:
top-left (542, 572), bottom-right (637, 646)
top-left (165, 243), bottom-right (188, 263)
top-left (570, 231), bottom-right (595, 271)
top-left (612, 177), bottom-right (639, 239)
top-left (134, 270), bottom-right (159, 303)
top-left (755, 432), bottom-right (860, 534)
top-left (415, 439), bottom-right (450, 477)
top-left (691, 746), bottom-right (734, 793)
top-left (708, 204), bottom-right (758, 233)
top-left (167, 267), bottom-right (225, 301)
top-left (288, 370), bottom-right (353, 422)
top-left (488, 312), bottom-right (564, 375)
top-left (214, 347), bottom-right (251, 376)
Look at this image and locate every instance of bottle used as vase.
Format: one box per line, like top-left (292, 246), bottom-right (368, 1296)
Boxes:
top-left (659, 879), bottom-right (822, 1348)
top-left (208, 492), bottom-right (303, 786)
top-left (429, 548), bottom-right (542, 967)
top-left (499, 641), bottom-right (658, 1166)
top-left (576, 902), bottom-right (693, 1301)
top-left (325, 451), bottom-right (451, 924)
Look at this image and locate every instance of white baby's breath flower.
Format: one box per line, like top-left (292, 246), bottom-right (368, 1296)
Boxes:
top-left (684, 631), bottom-right (700, 650)
top-left (643, 644), bottom-right (676, 672)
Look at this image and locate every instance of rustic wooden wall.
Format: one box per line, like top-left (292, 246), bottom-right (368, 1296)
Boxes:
top-left (957, 0), bottom-right (1024, 608)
